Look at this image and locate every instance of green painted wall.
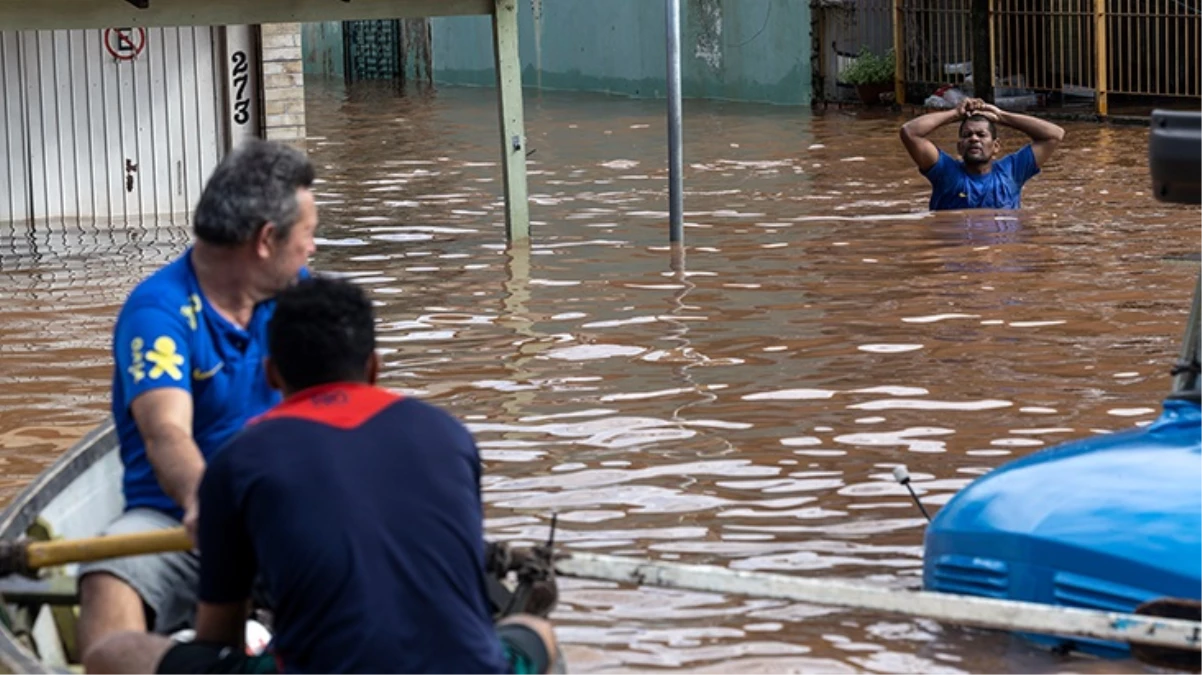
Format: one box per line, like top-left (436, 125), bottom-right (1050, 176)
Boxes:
top-left (303, 22), bottom-right (346, 78)
top-left (431, 0), bottom-right (811, 106)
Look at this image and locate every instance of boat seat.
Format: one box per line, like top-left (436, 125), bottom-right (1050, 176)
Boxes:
top-left (0, 576), bottom-right (78, 607)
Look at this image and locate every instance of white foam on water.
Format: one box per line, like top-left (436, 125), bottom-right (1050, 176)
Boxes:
top-left (857, 344), bottom-right (924, 353)
top-left (742, 389), bottom-right (837, 401)
top-left (901, 313), bottom-right (981, 323)
top-left (849, 399), bottom-right (1013, 412)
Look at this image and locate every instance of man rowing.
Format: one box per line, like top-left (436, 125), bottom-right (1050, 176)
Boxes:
top-left (899, 97), bottom-right (1066, 211)
top-left (78, 139), bottom-right (318, 661)
top-left (84, 276), bottom-right (561, 674)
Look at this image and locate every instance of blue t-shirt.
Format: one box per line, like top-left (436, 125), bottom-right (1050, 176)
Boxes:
top-left (111, 248), bottom-right (299, 519)
top-left (197, 383), bottom-right (510, 674)
top-left (922, 144), bottom-right (1041, 211)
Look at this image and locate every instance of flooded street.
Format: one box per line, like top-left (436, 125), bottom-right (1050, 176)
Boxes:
top-left (1, 78), bottom-right (1198, 673)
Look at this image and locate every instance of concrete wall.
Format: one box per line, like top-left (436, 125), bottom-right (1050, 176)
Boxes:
top-left (430, 0), bottom-right (812, 105)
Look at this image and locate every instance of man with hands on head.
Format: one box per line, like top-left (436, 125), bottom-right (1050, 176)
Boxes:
top-left (899, 97), bottom-right (1066, 211)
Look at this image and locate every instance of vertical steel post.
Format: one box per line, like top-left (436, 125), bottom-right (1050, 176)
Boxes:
top-left (666, 0), bottom-right (684, 244)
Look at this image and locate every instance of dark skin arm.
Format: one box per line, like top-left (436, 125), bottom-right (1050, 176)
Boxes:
top-left (969, 102), bottom-right (1066, 167)
top-left (195, 600), bottom-right (250, 648)
top-left (899, 98), bottom-right (973, 171)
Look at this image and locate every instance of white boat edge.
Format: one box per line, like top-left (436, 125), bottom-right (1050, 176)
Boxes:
top-left (0, 419), bottom-right (122, 674)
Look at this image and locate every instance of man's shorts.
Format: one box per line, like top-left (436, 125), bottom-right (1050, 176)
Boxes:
top-left (77, 508), bottom-right (199, 634)
top-left (157, 643), bottom-right (277, 674)
top-left (156, 623), bottom-right (554, 674)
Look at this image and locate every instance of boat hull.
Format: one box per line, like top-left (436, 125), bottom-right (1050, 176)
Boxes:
top-left (0, 421), bottom-right (122, 673)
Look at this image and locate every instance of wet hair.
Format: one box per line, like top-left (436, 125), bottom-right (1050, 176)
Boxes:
top-left (268, 276), bottom-right (376, 392)
top-left (958, 114), bottom-right (998, 140)
top-left (192, 139), bottom-right (316, 246)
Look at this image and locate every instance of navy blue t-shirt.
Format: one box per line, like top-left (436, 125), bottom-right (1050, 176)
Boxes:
top-left (922, 144), bottom-right (1041, 211)
top-left (197, 383), bottom-right (509, 674)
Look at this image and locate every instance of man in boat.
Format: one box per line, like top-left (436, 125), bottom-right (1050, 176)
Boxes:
top-left (77, 139), bottom-right (318, 661)
top-left (899, 97), bottom-right (1066, 211)
top-left (83, 276), bottom-right (562, 674)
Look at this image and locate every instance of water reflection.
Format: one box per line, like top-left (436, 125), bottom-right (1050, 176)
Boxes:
top-left (0, 79), bottom-right (1196, 673)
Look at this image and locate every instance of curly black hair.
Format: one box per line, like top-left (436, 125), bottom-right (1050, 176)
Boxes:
top-left (268, 276), bottom-right (376, 392)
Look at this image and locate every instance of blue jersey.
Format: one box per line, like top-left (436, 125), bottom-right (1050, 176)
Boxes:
top-left (197, 383), bottom-right (509, 674)
top-left (111, 248), bottom-right (294, 519)
top-left (923, 144), bottom-right (1041, 211)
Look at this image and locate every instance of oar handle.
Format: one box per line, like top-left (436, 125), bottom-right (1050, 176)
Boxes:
top-left (23, 527), bottom-right (192, 571)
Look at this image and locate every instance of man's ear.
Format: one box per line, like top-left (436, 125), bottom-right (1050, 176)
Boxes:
top-left (256, 223), bottom-right (278, 260)
top-left (366, 351), bottom-right (380, 386)
top-left (265, 357), bottom-right (285, 392)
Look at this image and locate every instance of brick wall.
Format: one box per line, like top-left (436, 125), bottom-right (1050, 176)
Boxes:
top-left (259, 23), bottom-right (306, 145)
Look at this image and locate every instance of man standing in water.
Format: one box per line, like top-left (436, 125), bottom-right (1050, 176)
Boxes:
top-left (899, 97), bottom-right (1065, 210)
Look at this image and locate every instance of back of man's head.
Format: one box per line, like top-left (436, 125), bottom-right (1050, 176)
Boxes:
top-left (193, 139), bottom-right (316, 247)
top-left (268, 276), bottom-right (377, 394)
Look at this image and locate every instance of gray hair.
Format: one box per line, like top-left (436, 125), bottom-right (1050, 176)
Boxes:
top-left (192, 139), bottom-right (316, 246)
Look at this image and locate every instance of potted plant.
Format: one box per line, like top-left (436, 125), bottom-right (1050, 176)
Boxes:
top-left (840, 47), bottom-right (895, 105)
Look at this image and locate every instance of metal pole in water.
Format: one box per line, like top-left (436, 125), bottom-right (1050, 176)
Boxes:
top-left (665, 0), bottom-right (684, 244)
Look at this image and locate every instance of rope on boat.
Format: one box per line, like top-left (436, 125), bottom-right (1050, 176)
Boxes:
top-left (555, 552), bottom-right (1202, 652)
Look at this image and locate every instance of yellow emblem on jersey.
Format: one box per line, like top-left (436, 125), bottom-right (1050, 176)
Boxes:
top-left (127, 337), bottom-right (146, 384)
top-left (192, 362), bottom-right (224, 381)
top-left (180, 294), bottom-right (202, 331)
top-left (147, 336), bottom-right (185, 381)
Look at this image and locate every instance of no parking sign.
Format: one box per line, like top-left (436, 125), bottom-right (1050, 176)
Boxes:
top-left (103, 28), bottom-right (146, 60)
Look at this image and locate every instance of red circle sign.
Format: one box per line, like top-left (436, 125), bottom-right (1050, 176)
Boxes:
top-left (103, 28), bottom-right (146, 60)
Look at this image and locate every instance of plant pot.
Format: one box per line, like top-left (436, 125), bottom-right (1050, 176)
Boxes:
top-left (855, 82), bottom-right (893, 106)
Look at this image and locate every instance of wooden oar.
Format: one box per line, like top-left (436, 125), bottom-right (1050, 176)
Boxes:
top-left (0, 527), bottom-right (192, 577)
top-left (554, 552), bottom-right (1202, 655)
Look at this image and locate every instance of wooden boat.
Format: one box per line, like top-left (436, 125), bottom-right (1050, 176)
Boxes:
top-left (0, 421), bottom-right (121, 673)
top-left (0, 422), bottom-right (562, 673)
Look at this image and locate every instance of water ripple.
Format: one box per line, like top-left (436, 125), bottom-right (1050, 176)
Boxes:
top-left (0, 82), bottom-right (1189, 675)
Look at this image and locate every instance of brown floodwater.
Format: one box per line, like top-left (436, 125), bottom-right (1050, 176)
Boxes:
top-left (1, 77), bottom-right (1199, 673)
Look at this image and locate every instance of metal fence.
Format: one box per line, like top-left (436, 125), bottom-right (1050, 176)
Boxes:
top-left (994, 0), bottom-right (1097, 97)
top-left (1105, 0), bottom-right (1199, 98)
top-left (898, 0), bottom-right (973, 95)
top-left (341, 18), bottom-right (432, 85)
top-left (814, 0), bottom-right (1201, 112)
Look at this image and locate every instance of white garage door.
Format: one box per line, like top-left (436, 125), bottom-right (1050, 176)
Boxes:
top-left (0, 26), bottom-right (236, 225)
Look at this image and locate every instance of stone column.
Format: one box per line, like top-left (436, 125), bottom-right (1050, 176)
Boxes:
top-left (259, 23), bottom-right (306, 146)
